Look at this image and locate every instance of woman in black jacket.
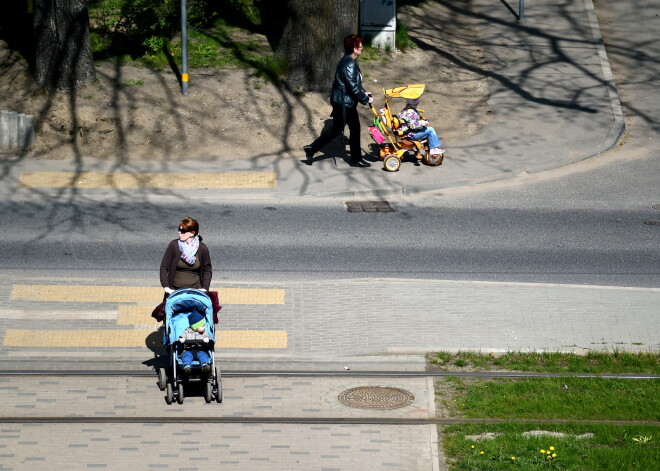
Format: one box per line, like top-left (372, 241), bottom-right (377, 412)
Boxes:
top-left (304, 34), bottom-right (374, 168)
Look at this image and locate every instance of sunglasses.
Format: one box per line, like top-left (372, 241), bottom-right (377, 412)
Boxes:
top-left (178, 227), bottom-right (191, 233)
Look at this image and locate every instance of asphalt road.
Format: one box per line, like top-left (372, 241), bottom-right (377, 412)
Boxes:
top-left (3, 193), bottom-right (658, 287)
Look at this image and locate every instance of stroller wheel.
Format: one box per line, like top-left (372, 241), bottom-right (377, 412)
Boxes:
top-left (204, 382), bottom-right (213, 403)
top-left (165, 383), bottom-right (173, 404)
top-left (177, 383), bottom-right (185, 404)
top-left (157, 368), bottom-right (167, 391)
top-left (424, 151), bottom-right (444, 166)
top-left (384, 154), bottom-right (401, 172)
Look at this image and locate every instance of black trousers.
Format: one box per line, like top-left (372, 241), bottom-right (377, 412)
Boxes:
top-left (310, 102), bottom-right (362, 163)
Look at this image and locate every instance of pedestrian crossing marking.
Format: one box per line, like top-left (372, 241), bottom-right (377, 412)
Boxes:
top-left (11, 285), bottom-right (285, 305)
top-left (3, 329), bottom-right (288, 349)
top-left (117, 305), bottom-right (158, 325)
top-left (18, 171), bottom-right (277, 189)
top-left (0, 309), bottom-right (117, 320)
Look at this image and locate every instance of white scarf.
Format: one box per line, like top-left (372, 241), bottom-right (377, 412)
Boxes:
top-left (178, 236), bottom-right (199, 265)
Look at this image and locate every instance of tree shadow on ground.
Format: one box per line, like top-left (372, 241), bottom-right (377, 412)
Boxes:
top-left (1, 0), bottom-right (657, 227)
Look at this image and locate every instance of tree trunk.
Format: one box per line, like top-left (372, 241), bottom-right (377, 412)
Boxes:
top-left (33, 0), bottom-right (95, 90)
top-left (276, 0), bottom-right (359, 92)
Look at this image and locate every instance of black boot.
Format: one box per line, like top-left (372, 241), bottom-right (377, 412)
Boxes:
top-left (350, 160), bottom-right (370, 168)
top-left (303, 145), bottom-right (314, 165)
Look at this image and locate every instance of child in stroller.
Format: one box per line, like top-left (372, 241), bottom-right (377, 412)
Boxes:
top-left (179, 311), bottom-right (211, 374)
top-left (398, 97), bottom-right (445, 156)
top-left (369, 83), bottom-right (445, 171)
top-left (158, 288), bottom-right (222, 404)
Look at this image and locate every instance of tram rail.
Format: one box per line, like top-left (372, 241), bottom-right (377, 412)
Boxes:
top-left (2, 370), bottom-right (658, 427)
top-left (1, 370), bottom-right (658, 379)
top-left (1, 416), bottom-right (658, 426)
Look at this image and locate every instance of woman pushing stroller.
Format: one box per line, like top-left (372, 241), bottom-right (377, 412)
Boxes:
top-left (160, 217), bottom-right (212, 298)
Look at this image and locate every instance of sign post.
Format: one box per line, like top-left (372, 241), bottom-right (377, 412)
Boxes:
top-left (181, 0), bottom-right (189, 95)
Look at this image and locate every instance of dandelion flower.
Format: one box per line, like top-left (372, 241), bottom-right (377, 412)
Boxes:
top-left (550, 446), bottom-right (555, 451)
top-left (547, 451), bottom-right (552, 455)
top-left (471, 445), bottom-right (475, 449)
top-left (480, 451), bottom-right (484, 455)
top-left (552, 453), bottom-right (557, 457)
top-left (540, 449), bottom-right (545, 453)
top-left (511, 457), bottom-right (516, 460)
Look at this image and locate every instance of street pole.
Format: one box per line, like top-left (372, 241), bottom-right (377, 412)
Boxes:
top-left (181, 0), bottom-right (189, 95)
top-left (519, 0), bottom-right (524, 21)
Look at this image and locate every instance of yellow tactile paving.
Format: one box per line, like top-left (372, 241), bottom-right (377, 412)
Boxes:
top-left (218, 330), bottom-right (287, 349)
top-left (3, 329), bottom-right (287, 349)
top-left (0, 309), bottom-right (117, 320)
top-left (19, 171), bottom-right (277, 189)
top-left (117, 305), bottom-right (157, 325)
top-left (11, 285), bottom-right (285, 305)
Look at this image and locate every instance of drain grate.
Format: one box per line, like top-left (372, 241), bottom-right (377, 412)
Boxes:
top-left (644, 220), bottom-right (660, 226)
top-left (338, 386), bottom-right (415, 410)
top-left (345, 201), bottom-right (395, 213)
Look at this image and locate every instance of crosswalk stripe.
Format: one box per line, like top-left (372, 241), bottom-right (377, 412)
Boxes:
top-left (18, 171), bottom-right (277, 189)
top-left (3, 329), bottom-right (288, 349)
top-left (117, 305), bottom-right (157, 325)
top-left (11, 285), bottom-right (285, 305)
top-left (0, 309), bottom-right (117, 320)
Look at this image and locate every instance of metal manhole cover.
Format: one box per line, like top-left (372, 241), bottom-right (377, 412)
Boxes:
top-left (345, 201), bottom-right (395, 213)
top-left (338, 386), bottom-right (415, 410)
top-left (644, 220), bottom-right (660, 226)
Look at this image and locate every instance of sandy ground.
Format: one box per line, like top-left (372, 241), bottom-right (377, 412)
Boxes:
top-left (0, 0), bottom-right (491, 163)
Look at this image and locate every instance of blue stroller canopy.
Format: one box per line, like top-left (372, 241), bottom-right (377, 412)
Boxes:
top-left (164, 289), bottom-right (215, 345)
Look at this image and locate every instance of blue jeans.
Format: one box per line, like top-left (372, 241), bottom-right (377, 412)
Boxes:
top-left (181, 350), bottom-right (210, 366)
top-left (410, 127), bottom-right (441, 149)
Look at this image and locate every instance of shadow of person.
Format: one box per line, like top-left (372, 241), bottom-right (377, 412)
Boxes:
top-left (366, 143), bottom-right (382, 163)
top-left (301, 119), bottom-right (349, 166)
top-left (143, 327), bottom-right (168, 369)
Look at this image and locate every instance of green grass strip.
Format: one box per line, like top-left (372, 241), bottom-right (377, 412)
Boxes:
top-left (445, 377), bottom-right (660, 421)
top-left (429, 351), bottom-right (660, 374)
top-left (443, 422), bottom-right (659, 471)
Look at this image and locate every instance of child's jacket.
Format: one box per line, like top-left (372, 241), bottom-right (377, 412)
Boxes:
top-left (179, 327), bottom-right (210, 343)
top-left (398, 107), bottom-right (426, 134)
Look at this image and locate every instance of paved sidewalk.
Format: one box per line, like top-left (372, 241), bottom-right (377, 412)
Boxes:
top-left (0, 375), bottom-right (439, 471)
top-left (1, 275), bottom-right (658, 372)
top-left (0, 0), bottom-right (623, 201)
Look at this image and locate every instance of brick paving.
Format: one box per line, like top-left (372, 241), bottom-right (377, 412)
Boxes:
top-left (1, 274), bottom-right (657, 470)
top-left (1, 275), bottom-right (657, 371)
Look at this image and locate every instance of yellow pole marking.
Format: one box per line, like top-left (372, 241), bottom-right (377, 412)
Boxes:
top-left (181, 73), bottom-right (189, 82)
top-left (3, 330), bottom-right (287, 349)
top-left (11, 285), bottom-right (285, 305)
top-left (18, 171), bottom-right (277, 189)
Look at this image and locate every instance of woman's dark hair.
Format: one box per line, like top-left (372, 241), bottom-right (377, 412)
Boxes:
top-left (179, 217), bottom-right (199, 235)
top-left (343, 34), bottom-right (363, 54)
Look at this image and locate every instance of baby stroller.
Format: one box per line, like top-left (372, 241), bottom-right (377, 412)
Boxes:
top-left (157, 288), bottom-right (223, 404)
top-left (369, 83), bottom-right (444, 172)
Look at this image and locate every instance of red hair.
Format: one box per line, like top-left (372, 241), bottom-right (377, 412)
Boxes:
top-left (179, 217), bottom-right (199, 235)
top-left (343, 35), bottom-right (363, 54)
